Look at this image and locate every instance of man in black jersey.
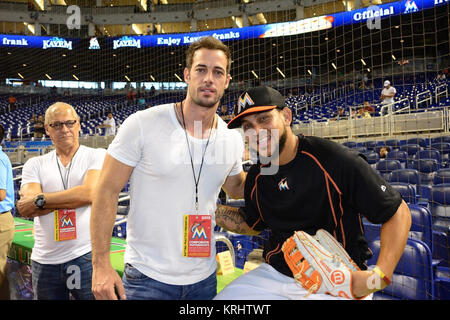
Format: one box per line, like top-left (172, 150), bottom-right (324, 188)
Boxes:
top-left (215, 86), bottom-right (411, 300)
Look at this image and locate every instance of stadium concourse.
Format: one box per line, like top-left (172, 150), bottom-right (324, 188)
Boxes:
top-left (0, 0), bottom-right (448, 301)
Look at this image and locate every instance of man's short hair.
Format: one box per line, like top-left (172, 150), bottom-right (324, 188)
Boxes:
top-left (44, 102), bottom-right (80, 125)
top-left (185, 36), bottom-right (232, 73)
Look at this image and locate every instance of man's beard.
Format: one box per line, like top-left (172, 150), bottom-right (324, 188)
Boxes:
top-left (191, 90), bottom-right (222, 109)
top-left (257, 126), bottom-right (288, 164)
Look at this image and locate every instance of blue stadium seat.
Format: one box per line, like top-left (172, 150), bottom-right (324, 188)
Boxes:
top-left (342, 141), bottom-right (357, 148)
top-left (389, 169), bottom-right (422, 197)
top-left (434, 267), bottom-right (450, 300)
top-left (414, 149), bottom-right (441, 164)
top-left (408, 204), bottom-right (433, 254)
top-left (362, 220), bottom-right (381, 244)
top-left (386, 150), bottom-right (408, 168)
top-left (363, 140), bottom-right (378, 151)
top-left (429, 184), bottom-right (450, 234)
top-left (431, 143), bottom-right (450, 161)
top-left (431, 136), bottom-right (450, 144)
top-left (390, 182), bottom-right (417, 204)
top-left (407, 137), bottom-right (428, 148)
top-left (433, 230), bottom-right (449, 268)
top-left (433, 169), bottom-right (450, 185)
top-left (363, 151), bottom-right (380, 165)
top-left (385, 139), bottom-right (400, 150)
top-left (407, 159), bottom-right (440, 185)
top-left (399, 144), bottom-right (423, 160)
top-left (354, 147), bottom-right (368, 153)
top-left (367, 238), bottom-right (434, 300)
top-left (376, 160), bottom-right (402, 181)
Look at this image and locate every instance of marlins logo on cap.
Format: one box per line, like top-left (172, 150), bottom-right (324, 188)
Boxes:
top-left (238, 92), bottom-right (255, 114)
top-left (228, 86), bottom-right (286, 129)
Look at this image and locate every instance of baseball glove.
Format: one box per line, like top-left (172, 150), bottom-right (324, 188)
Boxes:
top-left (282, 229), bottom-right (366, 299)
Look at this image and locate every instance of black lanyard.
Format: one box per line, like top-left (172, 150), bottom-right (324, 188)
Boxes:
top-left (56, 146), bottom-right (80, 190)
top-left (180, 101), bottom-right (215, 214)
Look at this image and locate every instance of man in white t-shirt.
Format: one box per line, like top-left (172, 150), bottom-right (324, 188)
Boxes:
top-left (91, 36), bottom-right (247, 300)
top-left (380, 80), bottom-right (396, 105)
top-left (16, 102), bottom-right (106, 300)
top-left (96, 113), bottom-right (116, 136)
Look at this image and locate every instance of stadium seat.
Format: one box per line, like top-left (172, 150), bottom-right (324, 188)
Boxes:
top-left (367, 238), bottom-right (434, 300)
top-left (408, 204), bottom-right (433, 254)
top-left (429, 184), bottom-right (450, 234)
top-left (433, 169), bottom-right (450, 185)
top-left (414, 149), bottom-right (441, 164)
top-left (407, 137), bottom-right (428, 148)
top-left (433, 230), bottom-right (449, 268)
top-left (362, 219), bottom-right (381, 244)
top-left (342, 141), bottom-right (358, 149)
top-left (363, 151), bottom-right (380, 165)
top-left (390, 182), bottom-right (417, 204)
top-left (388, 169), bottom-right (423, 198)
top-left (407, 159), bottom-right (440, 185)
top-left (363, 140), bottom-right (378, 151)
top-left (386, 150), bottom-right (408, 168)
top-left (385, 139), bottom-right (400, 150)
top-left (399, 144), bottom-right (423, 161)
top-left (376, 160), bottom-right (402, 180)
top-left (354, 147), bottom-right (368, 153)
top-left (431, 136), bottom-right (450, 144)
top-left (431, 143), bottom-right (450, 161)
top-left (434, 267), bottom-right (450, 300)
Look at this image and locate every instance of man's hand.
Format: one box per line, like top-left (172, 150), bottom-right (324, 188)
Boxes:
top-left (16, 196), bottom-right (35, 217)
top-left (351, 269), bottom-right (389, 298)
top-left (92, 263), bottom-right (126, 300)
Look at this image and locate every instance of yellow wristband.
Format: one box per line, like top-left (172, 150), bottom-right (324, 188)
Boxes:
top-left (373, 266), bottom-right (391, 285)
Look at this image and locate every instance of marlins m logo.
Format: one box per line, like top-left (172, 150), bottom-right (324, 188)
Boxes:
top-left (278, 177), bottom-right (290, 191)
top-left (237, 92), bottom-right (255, 114)
top-left (404, 0), bottom-right (419, 13)
top-left (191, 222), bottom-right (208, 240)
top-left (60, 215), bottom-right (74, 228)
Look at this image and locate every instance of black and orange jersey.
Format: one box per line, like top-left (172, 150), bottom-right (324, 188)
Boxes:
top-left (242, 134), bottom-right (402, 277)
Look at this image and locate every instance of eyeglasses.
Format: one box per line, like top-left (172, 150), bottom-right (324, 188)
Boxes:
top-left (48, 120), bottom-right (77, 130)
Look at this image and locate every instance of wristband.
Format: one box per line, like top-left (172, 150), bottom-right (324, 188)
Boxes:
top-left (373, 266), bottom-right (391, 285)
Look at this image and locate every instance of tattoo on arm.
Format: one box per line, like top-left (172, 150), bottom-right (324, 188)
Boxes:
top-left (216, 205), bottom-right (251, 235)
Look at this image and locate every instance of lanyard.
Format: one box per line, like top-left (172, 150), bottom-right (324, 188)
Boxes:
top-left (180, 101), bottom-right (215, 214)
top-left (56, 146), bottom-right (79, 190)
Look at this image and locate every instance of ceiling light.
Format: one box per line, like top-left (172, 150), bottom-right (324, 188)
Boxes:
top-left (276, 67), bottom-right (286, 78)
top-left (174, 73), bottom-right (183, 81)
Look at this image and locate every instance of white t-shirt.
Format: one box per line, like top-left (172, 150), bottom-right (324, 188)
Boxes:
top-left (21, 145), bottom-right (106, 264)
top-left (104, 117), bottom-right (116, 136)
top-left (107, 103), bottom-right (244, 285)
top-left (381, 86), bottom-right (396, 104)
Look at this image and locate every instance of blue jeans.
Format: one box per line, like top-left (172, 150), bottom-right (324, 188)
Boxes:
top-left (122, 263), bottom-right (217, 300)
top-left (31, 252), bottom-right (94, 300)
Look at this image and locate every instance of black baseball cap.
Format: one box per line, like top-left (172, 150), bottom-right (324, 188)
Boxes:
top-left (227, 86), bottom-right (286, 129)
